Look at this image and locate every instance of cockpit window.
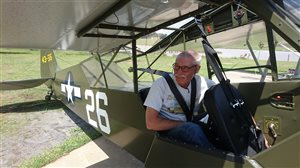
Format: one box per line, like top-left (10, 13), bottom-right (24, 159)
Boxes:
top-left (273, 30), bottom-right (300, 80)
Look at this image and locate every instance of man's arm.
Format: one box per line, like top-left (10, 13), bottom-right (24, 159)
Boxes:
top-left (146, 107), bottom-right (182, 131)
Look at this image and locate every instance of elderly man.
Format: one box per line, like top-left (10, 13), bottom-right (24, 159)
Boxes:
top-left (144, 50), bottom-right (215, 148)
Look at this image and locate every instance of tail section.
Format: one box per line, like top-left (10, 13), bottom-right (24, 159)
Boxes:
top-left (0, 50), bottom-right (57, 90)
top-left (40, 50), bottom-right (60, 78)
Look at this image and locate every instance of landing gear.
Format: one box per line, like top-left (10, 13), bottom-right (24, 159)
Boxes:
top-left (45, 90), bottom-right (53, 101)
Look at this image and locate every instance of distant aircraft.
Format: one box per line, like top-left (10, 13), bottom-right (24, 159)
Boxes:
top-left (1, 0), bottom-right (299, 167)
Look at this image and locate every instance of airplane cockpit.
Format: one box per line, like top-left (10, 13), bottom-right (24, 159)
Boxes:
top-left (1, 0), bottom-right (299, 167)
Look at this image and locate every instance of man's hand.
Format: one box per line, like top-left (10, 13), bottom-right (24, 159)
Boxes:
top-left (146, 107), bottom-right (183, 131)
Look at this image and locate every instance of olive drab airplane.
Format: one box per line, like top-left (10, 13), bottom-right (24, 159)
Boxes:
top-left (1, 0), bottom-right (299, 167)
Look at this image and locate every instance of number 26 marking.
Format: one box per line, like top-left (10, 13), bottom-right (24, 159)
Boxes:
top-left (85, 90), bottom-right (111, 134)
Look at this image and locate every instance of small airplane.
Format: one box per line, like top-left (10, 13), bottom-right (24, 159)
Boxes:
top-left (1, 0), bottom-right (299, 167)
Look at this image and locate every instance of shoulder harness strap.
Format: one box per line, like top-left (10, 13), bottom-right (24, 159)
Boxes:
top-left (163, 73), bottom-right (196, 121)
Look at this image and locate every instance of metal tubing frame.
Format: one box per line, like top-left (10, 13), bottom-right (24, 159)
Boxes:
top-left (96, 52), bottom-right (109, 89)
top-left (246, 24), bottom-right (264, 76)
top-left (137, 31), bottom-right (183, 79)
top-left (208, 64), bottom-right (271, 78)
top-left (132, 39), bottom-right (138, 93)
top-left (183, 32), bottom-right (186, 50)
top-left (91, 49), bottom-right (113, 57)
top-left (223, 65), bottom-right (271, 72)
top-left (265, 22), bottom-right (278, 81)
top-left (260, 58), bottom-right (271, 82)
top-left (123, 45), bottom-right (146, 55)
top-left (93, 46), bottom-right (122, 87)
top-left (295, 57), bottom-right (300, 76)
top-left (144, 53), bottom-right (155, 82)
top-left (79, 2), bottom-right (216, 42)
top-left (113, 45), bottom-right (136, 64)
top-left (114, 56), bottom-right (132, 63)
top-left (246, 41), bottom-right (264, 74)
top-left (84, 33), bottom-right (134, 39)
top-left (97, 24), bottom-right (150, 32)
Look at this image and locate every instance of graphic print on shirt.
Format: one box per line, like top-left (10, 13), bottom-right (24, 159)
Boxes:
top-left (166, 94), bottom-right (183, 114)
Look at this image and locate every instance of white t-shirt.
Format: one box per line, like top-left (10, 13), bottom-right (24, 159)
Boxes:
top-left (144, 74), bottom-right (215, 122)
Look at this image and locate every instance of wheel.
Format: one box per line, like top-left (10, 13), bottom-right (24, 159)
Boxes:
top-left (45, 95), bottom-right (51, 101)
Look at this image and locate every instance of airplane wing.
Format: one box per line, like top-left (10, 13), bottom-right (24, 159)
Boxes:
top-left (0, 78), bottom-right (52, 90)
top-left (0, 0), bottom-right (220, 53)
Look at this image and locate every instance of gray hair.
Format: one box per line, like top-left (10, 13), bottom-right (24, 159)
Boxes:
top-left (176, 50), bottom-right (201, 65)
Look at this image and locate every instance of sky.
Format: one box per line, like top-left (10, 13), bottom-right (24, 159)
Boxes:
top-left (156, 17), bottom-right (193, 35)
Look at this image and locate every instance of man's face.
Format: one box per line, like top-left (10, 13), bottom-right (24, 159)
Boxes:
top-left (173, 56), bottom-right (199, 88)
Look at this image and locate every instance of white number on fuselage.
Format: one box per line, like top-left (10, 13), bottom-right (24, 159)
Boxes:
top-left (95, 92), bottom-right (111, 134)
top-left (85, 90), bottom-right (97, 128)
top-left (85, 89), bottom-right (111, 134)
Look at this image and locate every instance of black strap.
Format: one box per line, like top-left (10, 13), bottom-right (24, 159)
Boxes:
top-left (195, 16), bottom-right (228, 82)
top-left (190, 77), bottom-right (196, 117)
top-left (195, 16), bottom-right (224, 73)
top-left (195, 16), bottom-right (253, 123)
top-left (163, 73), bottom-right (196, 121)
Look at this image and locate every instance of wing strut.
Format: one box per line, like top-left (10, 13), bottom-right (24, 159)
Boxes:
top-left (96, 52), bottom-right (108, 89)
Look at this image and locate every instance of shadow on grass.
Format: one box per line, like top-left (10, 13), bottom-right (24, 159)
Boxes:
top-left (0, 100), bottom-right (63, 113)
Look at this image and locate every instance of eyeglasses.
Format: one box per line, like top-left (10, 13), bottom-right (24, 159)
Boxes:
top-left (172, 63), bottom-right (196, 72)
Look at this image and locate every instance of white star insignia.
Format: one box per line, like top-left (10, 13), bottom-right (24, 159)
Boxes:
top-left (61, 73), bottom-right (81, 104)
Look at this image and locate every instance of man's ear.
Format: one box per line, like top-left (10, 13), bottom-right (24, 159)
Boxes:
top-left (195, 65), bottom-right (200, 73)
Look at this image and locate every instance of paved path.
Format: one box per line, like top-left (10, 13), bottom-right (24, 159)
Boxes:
top-left (44, 137), bottom-right (144, 168)
top-left (213, 71), bottom-right (272, 83)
